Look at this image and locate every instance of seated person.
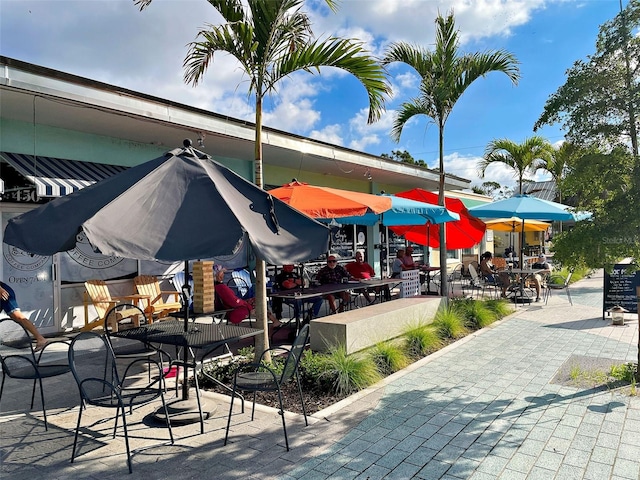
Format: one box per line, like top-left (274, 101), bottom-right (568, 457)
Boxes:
top-left (214, 264), bottom-right (279, 326)
top-left (272, 264), bottom-right (323, 322)
top-left (316, 255), bottom-right (351, 313)
top-left (479, 251), bottom-right (511, 298)
top-left (530, 254), bottom-right (552, 302)
top-left (403, 246), bottom-right (417, 270)
top-left (391, 249), bottom-right (406, 278)
top-left (346, 251), bottom-right (389, 303)
top-left (1, 281), bottom-right (47, 351)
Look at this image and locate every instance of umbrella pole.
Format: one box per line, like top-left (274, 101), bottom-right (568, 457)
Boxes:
top-left (520, 221), bottom-right (525, 269)
top-left (426, 224), bottom-right (431, 267)
top-left (385, 226), bottom-right (389, 277)
top-left (182, 260), bottom-right (190, 332)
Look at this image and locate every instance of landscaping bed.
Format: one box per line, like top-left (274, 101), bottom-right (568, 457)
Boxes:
top-left (198, 298), bottom-right (515, 415)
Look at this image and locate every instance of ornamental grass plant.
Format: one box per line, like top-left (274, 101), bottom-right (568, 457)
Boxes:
top-left (432, 305), bottom-right (468, 339)
top-left (453, 298), bottom-right (501, 329)
top-left (369, 340), bottom-right (410, 376)
top-left (403, 323), bottom-right (442, 358)
top-left (323, 345), bottom-right (381, 396)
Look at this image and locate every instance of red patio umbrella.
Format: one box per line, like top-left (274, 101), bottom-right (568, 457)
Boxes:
top-left (390, 189), bottom-right (486, 249)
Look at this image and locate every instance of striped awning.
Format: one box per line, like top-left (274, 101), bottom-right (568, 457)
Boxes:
top-left (0, 152), bottom-right (127, 197)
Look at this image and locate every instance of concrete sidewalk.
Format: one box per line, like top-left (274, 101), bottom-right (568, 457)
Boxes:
top-left (2, 269), bottom-right (639, 479)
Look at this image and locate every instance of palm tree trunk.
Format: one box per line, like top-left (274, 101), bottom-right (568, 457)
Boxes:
top-left (438, 122), bottom-right (448, 299)
top-left (254, 94), bottom-right (270, 363)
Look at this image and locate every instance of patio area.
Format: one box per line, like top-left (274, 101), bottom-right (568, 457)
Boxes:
top-left (2, 269), bottom-right (638, 479)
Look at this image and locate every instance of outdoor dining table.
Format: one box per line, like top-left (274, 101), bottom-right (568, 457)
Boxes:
top-left (358, 277), bottom-right (403, 302)
top-left (270, 278), bottom-right (402, 333)
top-left (506, 268), bottom-right (538, 303)
top-left (111, 319), bottom-right (262, 431)
top-left (419, 266), bottom-right (441, 295)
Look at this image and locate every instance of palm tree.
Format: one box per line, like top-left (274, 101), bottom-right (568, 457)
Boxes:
top-left (534, 141), bottom-right (579, 232)
top-left (383, 11), bottom-right (519, 297)
top-left (478, 136), bottom-right (554, 194)
top-left (137, 0), bottom-right (390, 357)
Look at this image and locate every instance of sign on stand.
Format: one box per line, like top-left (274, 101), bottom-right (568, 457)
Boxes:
top-left (603, 260), bottom-right (639, 319)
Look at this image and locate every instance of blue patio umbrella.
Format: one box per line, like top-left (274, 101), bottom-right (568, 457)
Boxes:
top-left (329, 194), bottom-right (460, 226)
top-left (469, 194), bottom-right (583, 267)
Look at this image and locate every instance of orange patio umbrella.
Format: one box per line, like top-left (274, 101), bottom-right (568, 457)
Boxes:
top-left (484, 217), bottom-right (550, 232)
top-left (391, 188), bottom-right (486, 249)
top-left (268, 180), bottom-right (392, 219)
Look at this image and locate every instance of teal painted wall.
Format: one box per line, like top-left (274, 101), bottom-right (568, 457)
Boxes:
top-left (0, 118), bottom-right (253, 179)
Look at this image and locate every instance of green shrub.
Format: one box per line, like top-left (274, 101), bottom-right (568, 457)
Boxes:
top-left (432, 306), bottom-right (468, 339)
top-left (551, 265), bottom-right (590, 283)
top-left (198, 345), bottom-right (287, 389)
top-left (299, 349), bottom-right (333, 391)
top-left (199, 353), bottom-right (252, 387)
top-left (403, 324), bottom-right (441, 358)
top-left (323, 345), bottom-right (381, 396)
top-left (369, 341), bottom-right (410, 376)
top-left (609, 362), bottom-right (637, 383)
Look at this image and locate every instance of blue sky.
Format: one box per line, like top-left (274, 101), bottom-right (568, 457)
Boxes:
top-left (0, 0), bottom-right (625, 189)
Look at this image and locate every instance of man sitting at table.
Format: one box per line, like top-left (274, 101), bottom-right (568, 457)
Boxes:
top-left (214, 264), bottom-right (280, 326)
top-left (346, 251), bottom-right (389, 303)
top-left (531, 254), bottom-right (552, 302)
top-left (316, 255), bottom-right (351, 314)
top-left (272, 264), bottom-right (323, 322)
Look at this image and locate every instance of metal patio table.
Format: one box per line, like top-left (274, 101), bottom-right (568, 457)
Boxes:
top-left (112, 320), bottom-right (262, 431)
top-left (507, 268), bottom-right (538, 304)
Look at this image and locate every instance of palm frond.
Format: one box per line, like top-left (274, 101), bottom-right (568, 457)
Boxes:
top-left (392, 98), bottom-right (435, 142)
top-left (184, 24), bottom-right (257, 88)
top-left (382, 42), bottom-right (433, 77)
top-left (275, 38), bottom-right (390, 123)
top-left (460, 51), bottom-right (520, 87)
top-left (209, 0), bottom-right (245, 23)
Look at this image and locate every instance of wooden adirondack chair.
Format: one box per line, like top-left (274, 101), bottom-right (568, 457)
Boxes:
top-left (133, 275), bottom-right (182, 319)
top-left (82, 280), bottom-right (143, 332)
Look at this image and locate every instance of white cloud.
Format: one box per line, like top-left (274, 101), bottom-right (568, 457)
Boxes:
top-left (309, 124), bottom-right (344, 145)
top-left (318, 0), bottom-right (546, 46)
top-left (396, 71), bottom-right (420, 90)
top-left (349, 133), bottom-right (381, 151)
top-left (264, 97), bottom-right (321, 132)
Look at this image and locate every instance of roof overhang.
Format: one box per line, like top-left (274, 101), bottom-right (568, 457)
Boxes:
top-left (0, 56), bottom-right (469, 192)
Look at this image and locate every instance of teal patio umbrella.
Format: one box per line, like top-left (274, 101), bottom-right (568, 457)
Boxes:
top-left (328, 194), bottom-right (460, 226)
top-left (469, 194), bottom-right (582, 267)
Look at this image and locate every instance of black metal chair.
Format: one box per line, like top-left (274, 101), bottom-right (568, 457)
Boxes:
top-left (225, 324), bottom-right (310, 451)
top-left (103, 303), bottom-right (172, 382)
top-left (544, 268), bottom-right (574, 305)
top-left (0, 318), bottom-right (70, 430)
top-left (68, 331), bottom-right (174, 473)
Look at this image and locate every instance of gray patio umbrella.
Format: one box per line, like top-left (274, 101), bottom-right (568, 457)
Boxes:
top-left (4, 141), bottom-right (330, 329)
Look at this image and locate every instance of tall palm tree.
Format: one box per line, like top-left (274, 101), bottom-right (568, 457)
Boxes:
top-left (383, 11), bottom-right (519, 297)
top-left (137, 0), bottom-right (390, 357)
top-left (478, 136), bottom-right (554, 194)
